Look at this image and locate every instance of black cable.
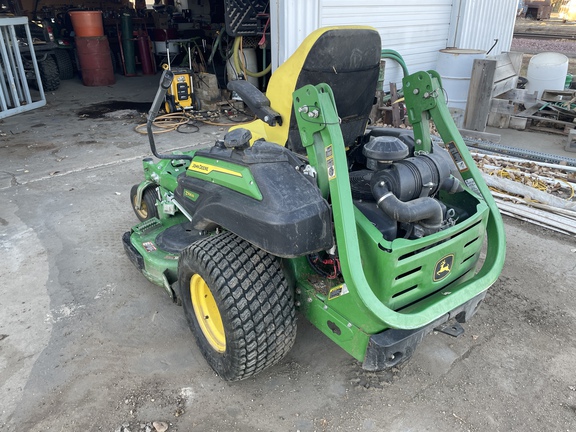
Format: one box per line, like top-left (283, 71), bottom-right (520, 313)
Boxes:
top-left (176, 121), bottom-right (200, 134)
top-left (306, 253), bottom-right (342, 279)
top-left (297, 108), bottom-right (341, 126)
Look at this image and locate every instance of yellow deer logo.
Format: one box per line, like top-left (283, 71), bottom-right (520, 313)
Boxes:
top-left (434, 255), bottom-right (454, 281)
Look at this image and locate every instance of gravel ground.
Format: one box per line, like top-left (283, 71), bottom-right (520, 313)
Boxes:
top-left (511, 37), bottom-right (576, 56)
top-left (512, 17), bottom-right (576, 75)
top-left (510, 37), bottom-right (576, 77)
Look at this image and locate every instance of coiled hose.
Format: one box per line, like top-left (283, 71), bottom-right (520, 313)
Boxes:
top-left (232, 36), bottom-right (271, 79)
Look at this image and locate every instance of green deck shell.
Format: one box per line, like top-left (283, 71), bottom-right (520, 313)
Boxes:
top-left (186, 156), bottom-right (263, 200)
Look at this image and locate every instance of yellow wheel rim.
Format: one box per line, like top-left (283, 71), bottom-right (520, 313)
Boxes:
top-left (133, 194), bottom-right (148, 219)
top-left (190, 274), bottom-right (226, 353)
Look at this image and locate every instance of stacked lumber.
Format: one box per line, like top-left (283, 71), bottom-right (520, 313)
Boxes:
top-left (472, 152), bottom-right (576, 235)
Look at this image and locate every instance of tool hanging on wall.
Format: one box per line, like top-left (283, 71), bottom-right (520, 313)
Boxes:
top-left (163, 41), bottom-right (196, 113)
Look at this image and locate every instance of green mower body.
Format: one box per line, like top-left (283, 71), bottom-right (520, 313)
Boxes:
top-left (124, 56), bottom-right (505, 380)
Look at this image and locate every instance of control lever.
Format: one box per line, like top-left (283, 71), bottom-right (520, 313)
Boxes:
top-left (147, 70), bottom-right (193, 161)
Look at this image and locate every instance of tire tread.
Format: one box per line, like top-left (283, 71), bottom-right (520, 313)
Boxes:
top-left (179, 232), bottom-right (296, 380)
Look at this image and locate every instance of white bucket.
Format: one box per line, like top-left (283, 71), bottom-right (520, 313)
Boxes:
top-left (436, 48), bottom-right (486, 111)
top-left (525, 52), bottom-right (569, 99)
top-left (226, 48), bottom-right (259, 87)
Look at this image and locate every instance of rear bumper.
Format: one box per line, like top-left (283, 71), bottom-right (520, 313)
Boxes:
top-left (362, 291), bottom-right (486, 371)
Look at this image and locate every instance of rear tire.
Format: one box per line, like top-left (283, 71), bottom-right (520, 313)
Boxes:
top-left (38, 55), bottom-right (60, 91)
top-left (178, 231), bottom-right (297, 381)
top-left (53, 50), bottom-right (74, 80)
top-left (130, 184), bottom-right (159, 221)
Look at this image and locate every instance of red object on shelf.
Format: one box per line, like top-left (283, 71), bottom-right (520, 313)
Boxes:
top-left (137, 31), bottom-right (155, 76)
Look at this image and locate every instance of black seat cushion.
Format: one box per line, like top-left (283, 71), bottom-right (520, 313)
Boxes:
top-left (286, 28), bottom-right (382, 153)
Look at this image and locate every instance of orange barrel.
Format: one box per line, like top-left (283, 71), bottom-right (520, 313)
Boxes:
top-left (69, 11), bottom-right (104, 37)
top-left (75, 36), bottom-right (115, 86)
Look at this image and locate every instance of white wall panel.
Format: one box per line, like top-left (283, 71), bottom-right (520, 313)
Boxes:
top-left (270, 0), bottom-right (319, 71)
top-left (319, 0), bottom-right (453, 90)
top-left (269, 0), bottom-right (517, 90)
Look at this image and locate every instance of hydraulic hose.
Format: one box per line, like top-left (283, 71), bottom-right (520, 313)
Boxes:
top-left (381, 49), bottom-right (409, 77)
top-left (232, 36), bottom-right (271, 78)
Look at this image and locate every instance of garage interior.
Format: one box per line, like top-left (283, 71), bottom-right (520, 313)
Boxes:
top-left (1, 0), bottom-right (272, 117)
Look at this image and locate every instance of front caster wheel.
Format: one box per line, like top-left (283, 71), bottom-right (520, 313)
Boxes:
top-left (178, 231), bottom-right (297, 381)
top-left (130, 184), bottom-right (159, 221)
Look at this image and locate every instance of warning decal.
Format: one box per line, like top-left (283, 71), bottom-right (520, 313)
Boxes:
top-left (326, 145), bottom-right (336, 180)
top-left (446, 141), bottom-right (469, 172)
top-left (143, 242), bottom-right (157, 252)
top-left (465, 178), bottom-right (482, 197)
top-left (328, 283), bottom-right (349, 300)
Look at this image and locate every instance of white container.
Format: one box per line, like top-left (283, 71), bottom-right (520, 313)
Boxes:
top-left (153, 41), bottom-right (182, 57)
top-left (526, 52), bottom-right (569, 99)
top-left (436, 48), bottom-right (486, 111)
top-left (226, 48), bottom-right (259, 87)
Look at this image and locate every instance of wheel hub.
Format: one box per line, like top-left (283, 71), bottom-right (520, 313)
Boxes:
top-left (190, 274), bottom-right (226, 353)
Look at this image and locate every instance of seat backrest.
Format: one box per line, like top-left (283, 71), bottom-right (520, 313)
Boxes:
top-left (245, 26), bottom-right (382, 152)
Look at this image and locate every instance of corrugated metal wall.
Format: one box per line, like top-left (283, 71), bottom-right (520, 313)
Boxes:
top-left (320, 0), bottom-right (453, 89)
top-left (270, 0), bottom-right (319, 73)
top-left (271, 0), bottom-right (453, 89)
top-left (269, 0), bottom-right (517, 89)
top-left (449, 0), bottom-right (518, 55)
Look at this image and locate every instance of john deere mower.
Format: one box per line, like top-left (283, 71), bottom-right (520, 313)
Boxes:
top-left (123, 26), bottom-right (505, 381)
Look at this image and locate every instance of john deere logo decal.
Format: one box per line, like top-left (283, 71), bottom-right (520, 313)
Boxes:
top-left (189, 162), bottom-right (242, 177)
top-left (184, 189), bottom-right (199, 201)
top-left (434, 255), bottom-right (454, 281)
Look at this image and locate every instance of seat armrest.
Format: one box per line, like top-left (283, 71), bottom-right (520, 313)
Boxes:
top-left (227, 80), bottom-right (282, 126)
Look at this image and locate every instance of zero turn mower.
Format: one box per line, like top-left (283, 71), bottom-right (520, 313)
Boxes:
top-left (123, 26), bottom-right (505, 381)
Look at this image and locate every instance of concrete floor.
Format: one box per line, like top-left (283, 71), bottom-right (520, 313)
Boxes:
top-left (0, 74), bottom-right (223, 189)
top-left (1, 75), bottom-right (576, 432)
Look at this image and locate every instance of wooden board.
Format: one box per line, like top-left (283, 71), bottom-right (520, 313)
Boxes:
top-left (490, 98), bottom-right (517, 115)
top-left (463, 52), bottom-right (523, 132)
top-left (492, 52), bottom-right (523, 97)
top-left (509, 116), bottom-right (528, 130)
top-left (463, 59), bottom-right (496, 131)
top-left (522, 113), bottom-right (576, 128)
top-left (515, 104), bottom-right (544, 118)
top-left (487, 112), bottom-right (511, 129)
top-left (497, 89), bottom-right (538, 107)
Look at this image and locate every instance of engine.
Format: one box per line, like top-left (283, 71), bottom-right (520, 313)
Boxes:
top-left (351, 134), bottom-right (465, 240)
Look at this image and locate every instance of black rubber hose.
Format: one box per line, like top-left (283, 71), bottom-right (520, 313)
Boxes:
top-left (372, 181), bottom-right (444, 228)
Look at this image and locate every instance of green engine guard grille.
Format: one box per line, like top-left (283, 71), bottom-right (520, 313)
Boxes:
top-left (359, 201), bottom-right (489, 312)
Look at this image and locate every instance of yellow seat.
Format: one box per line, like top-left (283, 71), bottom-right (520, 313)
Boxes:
top-left (230, 26), bottom-right (382, 153)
